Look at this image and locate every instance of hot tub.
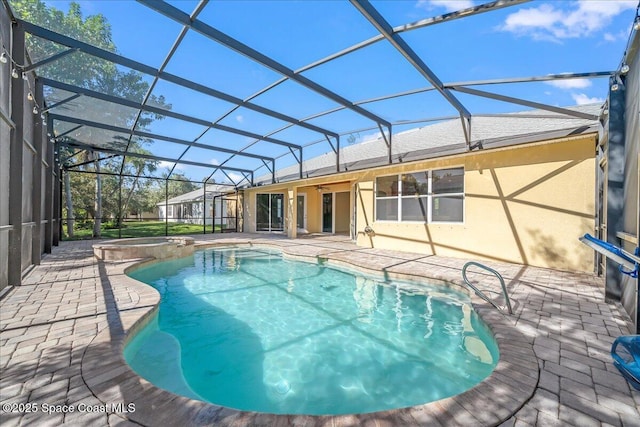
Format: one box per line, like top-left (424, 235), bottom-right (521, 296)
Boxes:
top-left (93, 236), bottom-right (195, 261)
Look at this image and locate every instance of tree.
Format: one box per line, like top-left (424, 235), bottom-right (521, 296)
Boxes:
top-left (166, 173), bottom-right (200, 199)
top-left (11, 1), bottom-right (117, 86)
top-left (119, 145), bottom-right (158, 223)
top-left (12, 0), bottom-right (170, 238)
top-left (150, 172), bottom-right (201, 207)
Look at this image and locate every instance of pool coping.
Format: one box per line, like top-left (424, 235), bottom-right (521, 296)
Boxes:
top-left (81, 239), bottom-right (538, 426)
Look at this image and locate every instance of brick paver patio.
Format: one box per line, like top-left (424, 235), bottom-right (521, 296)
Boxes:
top-left (1, 234), bottom-right (638, 426)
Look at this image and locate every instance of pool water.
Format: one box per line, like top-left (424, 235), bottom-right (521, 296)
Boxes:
top-left (125, 247), bottom-right (498, 415)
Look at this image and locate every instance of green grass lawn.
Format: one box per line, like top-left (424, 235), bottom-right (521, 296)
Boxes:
top-left (63, 220), bottom-right (223, 240)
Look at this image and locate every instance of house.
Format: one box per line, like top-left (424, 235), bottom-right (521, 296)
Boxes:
top-left (241, 104), bottom-right (603, 273)
top-left (158, 186), bottom-right (238, 229)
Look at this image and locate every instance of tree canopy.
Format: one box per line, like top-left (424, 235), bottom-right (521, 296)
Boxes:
top-left (11, 0), bottom-right (186, 237)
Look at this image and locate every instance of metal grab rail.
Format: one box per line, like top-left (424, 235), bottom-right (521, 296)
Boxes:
top-left (462, 261), bottom-right (513, 314)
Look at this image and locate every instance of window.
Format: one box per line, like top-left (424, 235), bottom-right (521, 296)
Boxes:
top-left (401, 172), bottom-right (429, 222)
top-left (432, 168), bottom-right (464, 222)
top-left (375, 167), bottom-right (464, 223)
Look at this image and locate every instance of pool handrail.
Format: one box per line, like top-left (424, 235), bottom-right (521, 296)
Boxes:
top-left (462, 261), bottom-right (513, 315)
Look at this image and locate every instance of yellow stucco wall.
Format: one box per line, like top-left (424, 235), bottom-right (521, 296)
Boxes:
top-left (244, 182), bottom-right (352, 234)
top-left (334, 192), bottom-right (351, 233)
top-left (243, 134), bottom-right (597, 272)
top-left (305, 189), bottom-right (321, 233)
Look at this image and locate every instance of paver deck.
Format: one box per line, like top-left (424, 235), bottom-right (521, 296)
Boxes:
top-left (1, 234), bottom-right (638, 426)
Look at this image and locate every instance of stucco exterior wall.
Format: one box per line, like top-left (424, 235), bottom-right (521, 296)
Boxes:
top-left (244, 182), bottom-right (352, 234)
top-left (357, 136), bottom-right (596, 271)
top-left (243, 134), bottom-right (597, 272)
top-left (334, 192), bottom-right (350, 234)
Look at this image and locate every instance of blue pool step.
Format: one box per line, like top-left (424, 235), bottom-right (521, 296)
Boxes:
top-left (611, 335), bottom-right (640, 391)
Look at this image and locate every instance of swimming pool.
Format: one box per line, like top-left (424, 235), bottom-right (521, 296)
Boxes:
top-left (125, 246), bottom-right (498, 415)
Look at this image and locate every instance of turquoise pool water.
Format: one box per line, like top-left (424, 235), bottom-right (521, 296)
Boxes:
top-left (125, 247), bottom-right (498, 415)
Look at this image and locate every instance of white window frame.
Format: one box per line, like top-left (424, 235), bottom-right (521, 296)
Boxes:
top-left (374, 167), bottom-right (464, 224)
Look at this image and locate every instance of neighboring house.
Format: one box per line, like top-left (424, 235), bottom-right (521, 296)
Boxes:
top-left (126, 210), bottom-right (157, 221)
top-left (157, 186), bottom-right (238, 228)
top-left (242, 104), bottom-right (603, 273)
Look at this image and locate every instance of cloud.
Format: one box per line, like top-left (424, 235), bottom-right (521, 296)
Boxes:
top-left (225, 172), bottom-right (246, 184)
top-left (212, 171), bottom-right (248, 185)
top-left (209, 158), bottom-right (220, 166)
top-left (571, 93), bottom-right (604, 105)
top-left (417, 0), bottom-right (475, 13)
top-left (499, 1), bottom-right (636, 41)
top-left (158, 160), bottom-right (178, 169)
top-left (545, 78), bottom-right (592, 90)
top-left (501, 4), bottom-right (563, 38)
top-left (236, 115), bottom-right (244, 123)
top-left (602, 27), bottom-right (631, 43)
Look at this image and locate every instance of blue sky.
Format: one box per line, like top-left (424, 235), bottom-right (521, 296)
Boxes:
top-left (38, 0), bottom-right (638, 183)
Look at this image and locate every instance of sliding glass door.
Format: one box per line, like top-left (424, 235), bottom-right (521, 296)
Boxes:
top-left (296, 194), bottom-right (306, 230)
top-left (269, 194), bottom-right (284, 231)
top-left (256, 193), bottom-right (284, 232)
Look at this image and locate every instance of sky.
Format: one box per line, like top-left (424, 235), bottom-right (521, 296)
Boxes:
top-left (33, 0), bottom-right (639, 183)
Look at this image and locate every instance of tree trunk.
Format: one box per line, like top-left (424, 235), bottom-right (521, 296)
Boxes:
top-left (120, 166), bottom-right (142, 221)
top-left (64, 170), bottom-right (74, 238)
top-left (93, 153), bottom-right (102, 238)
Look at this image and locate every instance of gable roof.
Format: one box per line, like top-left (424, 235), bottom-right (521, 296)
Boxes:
top-left (157, 185), bottom-right (234, 205)
top-left (256, 103), bottom-right (601, 185)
